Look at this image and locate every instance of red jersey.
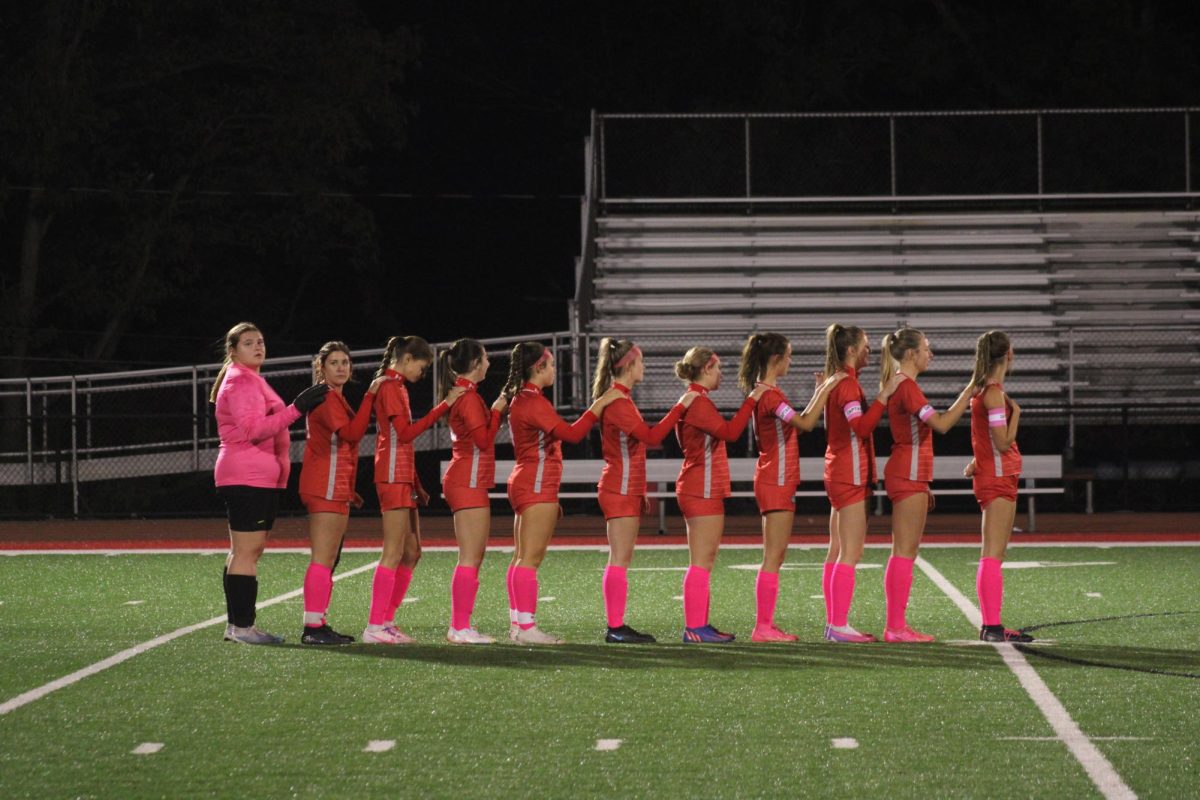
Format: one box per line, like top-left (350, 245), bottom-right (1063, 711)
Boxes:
top-left (824, 367), bottom-right (884, 486)
top-left (507, 383), bottom-right (597, 494)
top-left (443, 377), bottom-right (501, 490)
top-left (373, 370), bottom-right (448, 485)
top-left (675, 384), bottom-right (756, 499)
top-left (885, 378), bottom-right (936, 482)
top-left (598, 383), bottom-right (685, 496)
top-left (971, 382), bottom-right (1022, 477)
top-left (300, 389), bottom-right (375, 501)
top-left (751, 384), bottom-right (800, 488)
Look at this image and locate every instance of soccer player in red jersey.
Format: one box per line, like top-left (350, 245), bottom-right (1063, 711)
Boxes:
top-left (673, 347), bottom-right (769, 643)
top-left (821, 323), bottom-right (904, 643)
top-left (965, 330), bottom-right (1034, 643)
top-left (737, 333), bottom-right (844, 642)
top-left (364, 336), bottom-right (465, 645)
top-left (437, 338), bottom-right (508, 644)
top-left (592, 338), bottom-right (698, 644)
top-left (503, 342), bottom-right (622, 645)
top-left (298, 341), bottom-right (386, 645)
top-left (878, 328), bottom-right (974, 643)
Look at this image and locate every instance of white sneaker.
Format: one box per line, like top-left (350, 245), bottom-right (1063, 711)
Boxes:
top-left (383, 624), bottom-right (415, 644)
top-left (362, 626), bottom-right (405, 645)
top-left (447, 627), bottom-right (495, 645)
top-left (509, 623), bottom-right (520, 641)
top-left (224, 624), bottom-right (284, 645)
top-left (514, 625), bottom-right (565, 645)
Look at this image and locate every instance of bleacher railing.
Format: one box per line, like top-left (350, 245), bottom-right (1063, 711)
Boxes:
top-left (596, 108), bottom-right (1200, 203)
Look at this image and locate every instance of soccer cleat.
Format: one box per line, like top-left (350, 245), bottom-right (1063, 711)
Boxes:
top-left (447, 627), bottom-right (496, 645)
top-left (980, 625), bottom-right (1034, 643)
top-left (224, 624), bottom-right (284, 645)
top-left (383, 624), bottom-right (415, 644)
top-left (514, 625), bottom-right (566, 645)
top-left (362, 626), bottom-right (406, 645)
top-left (884, 625), bottom-right (937, 643)
top-left (751, 624), bottom-right (799, 643)
top-left (682, 624), bottom-right (736, 644)
top-left (509, 623), bottom-right (520, 641)
top-left (823, 624), bottom-right (876, 644)
top-left (605, 624), bottom-right (657, 644)
top-left (300, 624), bottom-right (351, 645)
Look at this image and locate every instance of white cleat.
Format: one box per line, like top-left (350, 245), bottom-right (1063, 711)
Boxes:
top-left (362, 626), bottom-right (407, 645)
top-left (447, 627), bottom-right (496, 645)
top-left (224, 624), bottom-right (284, 645)
top-left (509, 623), bottom-right (520, 641)
top-left (513, 625), bottom-right (566, 645)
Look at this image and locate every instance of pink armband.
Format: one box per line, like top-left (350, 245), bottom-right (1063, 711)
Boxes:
top-left (842, 401), bottom-right (863, 421)
top-left (918, 404), bottom-right (935, 423)
top-left (774, 402), bottom-right (795, 423)
top-left (988, 408), bottom-right (1007, 428)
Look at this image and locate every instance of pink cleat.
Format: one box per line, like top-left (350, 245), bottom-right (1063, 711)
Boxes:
top-left (824, 624), bottom-right (876, 644)
top-left (751, 624), bottom-right (799, 643)
top-left (884, 625), bottom-right (936, 643)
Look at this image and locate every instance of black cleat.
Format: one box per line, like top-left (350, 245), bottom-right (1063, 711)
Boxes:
top-left (605, 624), bottom-right (657, 644)
top-left (979, 625), bottom-right (1034, 643)
top-left (302, 624), bottom-right (352, 645)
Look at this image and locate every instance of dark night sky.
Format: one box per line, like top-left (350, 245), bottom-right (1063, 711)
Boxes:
top-left (3, 1), bottom-right (1199, 373)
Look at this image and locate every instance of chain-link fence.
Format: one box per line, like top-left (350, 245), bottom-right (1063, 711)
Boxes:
top-left (599, 109), bottom-right (1200, 200)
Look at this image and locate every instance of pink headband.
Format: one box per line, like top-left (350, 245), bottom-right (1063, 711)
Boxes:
top-left (533, 349), bottom-right (552, 369)
top-left (706, 353), bottom-right (720, 368)
top-left (615, 345), bottom-right (642, 369)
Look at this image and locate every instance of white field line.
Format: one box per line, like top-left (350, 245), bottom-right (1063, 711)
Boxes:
top-left (594, 738), bottom-right (622, 751)
top-left (915, 556), bottom-right (1136, 800)
top-left (831, 738), bottom-right (859, 749)
top-left (131, 742), bottom-right (164, 755)
top-left (0, 560), bottom-right (380, 718)
top-left (3, 541), bottom-right (1198, 556)
top-left (364, 740), bottom-right (396, 753)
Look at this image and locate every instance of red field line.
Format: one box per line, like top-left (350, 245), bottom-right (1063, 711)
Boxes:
top-left (3, 531), bottom-right (1198, 550)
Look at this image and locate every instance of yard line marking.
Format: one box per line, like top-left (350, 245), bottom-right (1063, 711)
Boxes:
top-left (672, 595), bottom-right (684, 601)
top-left (364, 740), bottom-right (396, 753)
top-left (810, 594), bottom-right (824, 599)
top-left (916, 556), bottom-right (1136, 800)
top-left (595, 739), bottom-right (622, 751)
top-left (539, 596), bottom-right (557, 602)
top-left (1002, 561), bottom-right (1117, 569)
top-left (0, 560), bottom-right (380, 718)
top-left (831, 738), bottom-right (859, 749)
top-left (401, 597), bottom-right (419, 604)
top-left (131, 743), bottom-right (164, 755)
top-left (999, 736), bottom-right (1153, 742)
top-left (123, 600), bottom-right (145, 606)
top-left (627, 567), bottom-right (688, 571)
top-left (1086, 592), bottom-right (1103, 598)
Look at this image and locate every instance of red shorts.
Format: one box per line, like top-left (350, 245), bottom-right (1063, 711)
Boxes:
top-left (300, 493), bottom-right (349, 515)
top-left (376, 482), bottom-right (417, 512)
top-left (598, 489), bottom-right (643, 520)
top-left (754, 480), bottom-right (797, 514)
top-left (973, 474), bottom-right (1019, 509)
top-left (444, 483), bottom-right (491, 513)
top-left (677, 493), bottom-right (725, 519)
top-left (885, 475), bottom-right (930, 505)
top-left (507, 483), bottom-right (559, 515)
top-left (825, 479), bottom-right (870, 510)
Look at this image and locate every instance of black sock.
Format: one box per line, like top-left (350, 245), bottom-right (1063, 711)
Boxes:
top-left (226, 574), bottom-right (258, 628)
top-left (222, 566), bottom-right (233, 624)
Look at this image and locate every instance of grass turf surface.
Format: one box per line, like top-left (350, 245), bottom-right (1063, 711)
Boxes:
top-left (0, 545), bottom-right (1197, 798)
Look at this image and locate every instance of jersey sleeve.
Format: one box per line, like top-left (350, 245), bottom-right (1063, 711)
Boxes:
top-left (607, 399), bottom-right (685, 446)
top-left (683, 396), bottom-right (755, 442)
top-left (837, 380), bottom-right (885, 438)
top-left (337, 392), bottom-right (376, 444)
top-left (221, 372), bottom-right (300, 443)
top-left (534, 396), bottom-right (596, 443)
top-left (897, 380), bottom-right (934, 423)
top-left (456, 394), bottom-right (493, 448)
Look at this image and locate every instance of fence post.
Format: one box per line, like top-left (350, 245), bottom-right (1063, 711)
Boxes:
top-left (192, 366), bottom-right (200, 471)
top-left (26, 378), bottom-right (34, 485)
top-left (1067, 327), bottom-right (1075, 459)
top-left (744, 115), bottom-right (752, 197)
top-left (551, 333), bottom-right (560, 409)
top-left (888, 115), bottom-right (897, 197)
top-left (599, 114), bottom-right (607, 200)
top-left (70, 376), bottom-right (79, 517)
top-left (1036, 112), bottom-right (1044, 197)
top-left (1185, 111), bottom-right (1192, 195)
top-left (85, 379), bottom-right (92, 453)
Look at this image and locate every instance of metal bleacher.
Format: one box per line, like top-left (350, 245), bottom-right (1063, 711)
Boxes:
top-left (581, 210), bottom-right (1200, 410)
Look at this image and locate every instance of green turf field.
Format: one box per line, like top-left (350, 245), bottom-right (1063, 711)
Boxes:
top-left (1, 544), bottom-right (1197, 798)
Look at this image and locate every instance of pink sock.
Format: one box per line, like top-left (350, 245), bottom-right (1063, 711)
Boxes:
top-left (682, 566), bottom-right (711, 628)
top-left (451, 565), bottom-right (480, 630)
top-left (368, 565), bottom-right (397, 626)
top-left (829, 563), bottom-right (856, 627)
top-left (506, 563), bottom-right (518, 621)
top-left (884, 556), bottom-right (915, 630)
top-left (386, 565), bottom-right (414, 621)
top-left (602, 565), bottom-right (629, 628)
top-left (755, 570), bottom-right (779, 627)
top-left (513, 565), bottom-right (538, 629)
top-left (977, 557), bottom-right (1004, 626)
top-left (822, 562), bottom-right (836, 625)
top-left (302, 562), bottom-right (333, 627)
